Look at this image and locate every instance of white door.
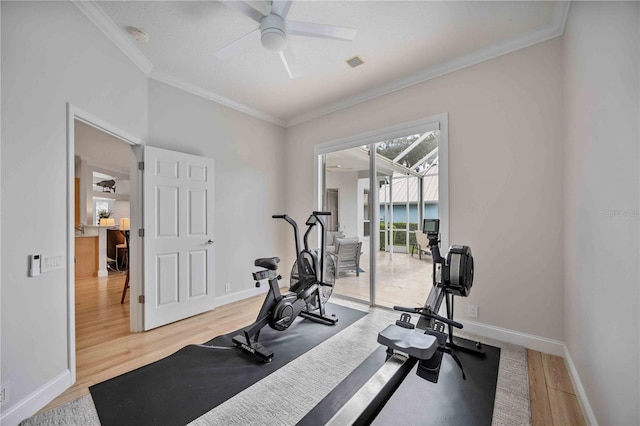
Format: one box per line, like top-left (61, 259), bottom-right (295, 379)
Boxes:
top-left (143, 145), bottom-right (215, 330)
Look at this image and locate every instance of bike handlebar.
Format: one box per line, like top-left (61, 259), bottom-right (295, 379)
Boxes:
top-left (313, 211), bottom-right (331, 216)
top-left (273, 214), bottom-right (300, 256)
top-left (393, 306), bottom-right (463, 329)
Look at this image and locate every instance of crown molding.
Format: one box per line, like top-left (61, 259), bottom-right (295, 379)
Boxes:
top-left (285, 1), bottom-right (571, 127)
top-left (75, 0), bottom-right (571, 129)
top-left (149, 70), bottom-right (286, 127)
top-left (72, 1), bottom-right (154, 76)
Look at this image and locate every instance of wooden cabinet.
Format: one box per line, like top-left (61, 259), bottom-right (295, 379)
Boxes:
top-left (75, 236), bottom-right (99, 279)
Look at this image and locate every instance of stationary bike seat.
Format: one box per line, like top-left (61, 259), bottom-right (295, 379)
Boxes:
top-left (377, 325), bottom-right (438, 360)
top-left (255, 257), bottom-right (280, 271)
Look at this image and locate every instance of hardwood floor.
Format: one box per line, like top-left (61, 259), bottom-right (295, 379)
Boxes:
top-left (43, 273), bottom-right (586, 426)
top-left (41, 272), bottom-right (264, 413)
top-left (528, 349), bottom-right (586, 426)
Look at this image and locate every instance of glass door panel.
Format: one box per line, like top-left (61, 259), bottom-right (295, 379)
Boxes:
top-left (373, 132), bottom-right (440, 308)
top-left (322, 147), bottom-right (371, 304)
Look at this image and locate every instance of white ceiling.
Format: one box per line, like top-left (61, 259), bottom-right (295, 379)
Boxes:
top-left (75, 120), bottom-right (132, 176)
top-left (78, 1), bottom-right (568, 127)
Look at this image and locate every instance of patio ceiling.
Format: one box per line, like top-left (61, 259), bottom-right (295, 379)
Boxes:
top-left (326, 130), bottom-right (439, 178)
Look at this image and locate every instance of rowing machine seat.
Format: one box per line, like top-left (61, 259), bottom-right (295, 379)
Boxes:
top-left (377, 325), bottom-right (438, 361)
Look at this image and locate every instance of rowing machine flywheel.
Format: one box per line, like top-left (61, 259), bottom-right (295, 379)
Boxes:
top-left (446, 245), bottom-right (474, 297)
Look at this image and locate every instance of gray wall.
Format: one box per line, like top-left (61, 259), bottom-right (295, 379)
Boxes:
top-left (562, 2), bottom-right (640, 424)
top-left (286, 39), bottom-right (565, 341)
top-left (2, 1), bottom-right (148, 418)
top-left (0, 2), bottom-right (286, 422)
top-left (147, 80), bottom-right (287, 299)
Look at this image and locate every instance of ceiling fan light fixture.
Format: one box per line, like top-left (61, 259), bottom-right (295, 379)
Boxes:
top-left (261, 28), bottom-right (287, 51)
top-left (260, 13), bottom-right (287, 52)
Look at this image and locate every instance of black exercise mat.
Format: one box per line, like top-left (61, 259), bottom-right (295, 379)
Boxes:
top-left (299, 337), bottom-right (500, 426)
top-left (90, 303), bottom-right (366, 426)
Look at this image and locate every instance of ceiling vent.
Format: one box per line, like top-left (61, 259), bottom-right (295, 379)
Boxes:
top-left (346, 55), bottom-right (364, 68)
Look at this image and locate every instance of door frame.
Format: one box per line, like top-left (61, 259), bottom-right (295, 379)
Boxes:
top-left (66, 103), bottom-right (144, 381)
top-left (314, 113), bottom-right (449, 307)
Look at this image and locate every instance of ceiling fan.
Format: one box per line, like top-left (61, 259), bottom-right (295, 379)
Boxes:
top-left (216, 0), bottom-right (357, 79)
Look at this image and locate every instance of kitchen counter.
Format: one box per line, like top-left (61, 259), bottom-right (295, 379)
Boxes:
top-left (75, 226), bottom-right (109, 278)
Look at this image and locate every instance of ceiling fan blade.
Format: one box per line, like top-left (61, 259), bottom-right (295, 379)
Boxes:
top-left (271, 0), bottom-right (293, 19)
top-left (219, 1), bottom-right (269, 23)
top-left (214, 29), bottom-right (260, 60)
top-left (288, 21), bottom-right (357, 41)
top-left (279, 51), bottom-right (294, 79)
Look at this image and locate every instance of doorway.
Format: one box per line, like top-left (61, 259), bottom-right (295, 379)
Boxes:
top-left (73, 118), bottom-right (136, 349)
top-left (66, 105), bottom-right (143, 386)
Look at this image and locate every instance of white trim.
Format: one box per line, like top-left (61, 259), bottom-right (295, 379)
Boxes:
top-left (66, 105), bottom-right (78, 387)
top-left (315, 118), bottom-right (441, 156)
top-left (555, 1), bottom-right (571, 37)
top-left (461, 317), bottom-right (596, 424)
top-left (72, 109), bottom-right (144, 146)
top-left (563, 346), bottom-right (599, 426)
top-left (437, 114), bottom-right (449, 250)
top-left (149, 70), bottom-right (286, 127)
top-left (72, 1), bottom-right (153, 76)
top-left (214, 285), bottom-right (269, 308)
top-left (460, 319), bottom-right (565, 356)
top-left (0, 370), bottom-right (72, 426)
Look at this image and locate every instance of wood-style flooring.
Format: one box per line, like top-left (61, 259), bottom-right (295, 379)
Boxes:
top-left (42, 273), bottom-right (585, 425)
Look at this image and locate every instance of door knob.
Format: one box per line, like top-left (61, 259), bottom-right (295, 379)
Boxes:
top-left (206, 239), bottom-right (214, 245)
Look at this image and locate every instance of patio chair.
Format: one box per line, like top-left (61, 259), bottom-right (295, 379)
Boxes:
top-left (413, 231), bottom-right (432, 260)
top-left (334, 237), bottom-right (363, 276)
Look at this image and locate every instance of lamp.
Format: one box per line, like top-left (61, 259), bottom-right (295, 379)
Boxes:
top-left (120, 218), bottom-right (130, 231)
top-left (99, 218), bottom-right (115, 227)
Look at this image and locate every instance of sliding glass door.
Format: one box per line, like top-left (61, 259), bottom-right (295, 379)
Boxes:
top-left (373, 132), bottom-right (440, 308)
top-left (315, 115), bottom-right (448, 308)
top-left (321, 146), bottom-right (371, 304)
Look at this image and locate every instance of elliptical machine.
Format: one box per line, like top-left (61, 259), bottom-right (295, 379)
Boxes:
top-left (232, 211), bottom-right (338, 362)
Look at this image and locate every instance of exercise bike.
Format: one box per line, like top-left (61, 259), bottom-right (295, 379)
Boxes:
top-left (232, 211), bottom-right (338, 362)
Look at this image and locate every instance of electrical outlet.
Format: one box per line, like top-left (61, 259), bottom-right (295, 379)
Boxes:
top-left (468, 304), bottom-right (479, 319)
top-left (225, 283), bottom-right (231, 293)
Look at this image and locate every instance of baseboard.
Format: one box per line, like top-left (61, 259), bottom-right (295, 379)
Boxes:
top-left (460, 319), bottom-right (565, 356)
top-left (0, 370), bottom-right (72, 426)
top-left (563, 346), bottom-right (598, 426)
top-left (450, 318), bottom-right (596, 424)
top-left (214, 285), bottom-right (269, 308)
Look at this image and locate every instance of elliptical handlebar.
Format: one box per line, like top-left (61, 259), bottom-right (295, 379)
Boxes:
top-left (272, 212), bottom-right (332, 284)
top-left (312, 212), bottom-right (329, 284)
top-left (272, 214), bottom-right (300, 257)
top-left (393, 305), bottom-right (463, 330)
